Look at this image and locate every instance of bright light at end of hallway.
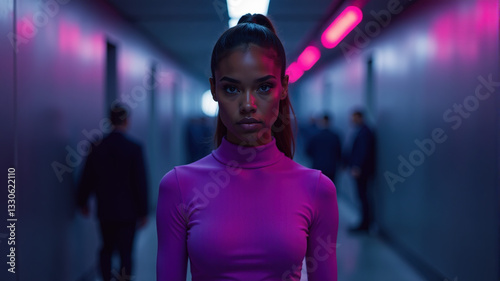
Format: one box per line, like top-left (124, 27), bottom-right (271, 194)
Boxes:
top-left (202, 90), bottom-right (218, 117)
top-left (227, 0), bottom-right (270, 27)
top-left (321, 6), bottom-right (363, 49)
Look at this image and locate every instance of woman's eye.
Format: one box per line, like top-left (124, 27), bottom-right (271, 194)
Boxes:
top-left (258, 84), bottom-right (273, 93)
top-left (224, 86), bottom-right (239, 94)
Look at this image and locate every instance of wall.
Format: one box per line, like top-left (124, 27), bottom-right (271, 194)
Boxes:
top-left (0, 0), bottom-right (204, 280)
top-left (296, 0), bottom-right (499, 279)
top-left (0, 2), bottom-right (17, 279)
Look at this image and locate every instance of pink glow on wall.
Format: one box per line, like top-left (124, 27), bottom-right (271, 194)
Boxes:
top-left (120, 50), bottom-right (149, 77)
top-left (16, 13), bottom-right (35, 41)
top-left (58, 21), bottom-right (80, 54)
top-left (58, 19), bottom-right (104, 62)
top-left (321, 6), bottom-right (363, 49)
top-left (286, 62), bottom-right (304, 83)
top-left (430, 0), bottom-right (497, 64)
top-left (297, 46), bottom-right (321, 71)
top-left (80, 33), bottom-right (104, 61)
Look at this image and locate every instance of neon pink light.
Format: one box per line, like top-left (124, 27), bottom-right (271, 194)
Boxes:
top-left (297, 46), bottom-right (321, 71)
top-left (286, 62), bottom-right (304, 83)
top-left (321, 6), bottom-right (363, 49)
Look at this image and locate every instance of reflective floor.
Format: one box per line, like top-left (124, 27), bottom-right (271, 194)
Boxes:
top-left (90, 197), bottom-right (425, 281)
top-left (334, 200), bottom-right (425, 281)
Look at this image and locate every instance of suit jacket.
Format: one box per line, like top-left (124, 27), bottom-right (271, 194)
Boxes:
top-left (77, 131), bottom-right (148, 222)
top-left (306, 128), bottom-right (342, 178)
top-left (347, 124), bottom-right (376, 179)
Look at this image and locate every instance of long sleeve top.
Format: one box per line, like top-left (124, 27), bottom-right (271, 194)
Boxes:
top-left (156, 137), bottom-right (338, 281)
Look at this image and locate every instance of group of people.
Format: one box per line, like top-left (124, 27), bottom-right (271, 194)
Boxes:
top-left (305, 111), bottom-right (376, 233)
top-left (76, 13), bottom-right (374, 281)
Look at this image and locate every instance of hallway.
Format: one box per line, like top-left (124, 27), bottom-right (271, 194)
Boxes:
top-left (1, 0), bottom-right (498, 280)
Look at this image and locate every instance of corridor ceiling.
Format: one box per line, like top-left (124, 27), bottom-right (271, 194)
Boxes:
top-left (106, 0), bottom-right (418, 83)
top-left (106, 0), bottom-right (342, 82)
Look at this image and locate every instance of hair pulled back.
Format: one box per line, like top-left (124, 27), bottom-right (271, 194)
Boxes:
top-left (210, 13), bottom-right (296, 159)
top-left (210, 14), bottom-right (285, 79)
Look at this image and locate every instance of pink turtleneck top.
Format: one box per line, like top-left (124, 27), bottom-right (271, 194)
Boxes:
top-left (156, 138), bottom-right (338, 281)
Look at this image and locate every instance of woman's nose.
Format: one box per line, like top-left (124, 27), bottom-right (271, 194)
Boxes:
top-left (240, 91), bottom-right (257, 113)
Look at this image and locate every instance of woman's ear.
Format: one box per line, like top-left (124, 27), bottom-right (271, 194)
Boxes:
top-left (209, 77), bottom-right (217, 101)
top-left (281, 75), bottom-right (289, 100)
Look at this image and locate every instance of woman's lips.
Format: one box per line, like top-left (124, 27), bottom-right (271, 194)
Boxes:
top-left (237, 117), bottom-right (261, 124)
top-left (237, 118), bottom-right (262, 130)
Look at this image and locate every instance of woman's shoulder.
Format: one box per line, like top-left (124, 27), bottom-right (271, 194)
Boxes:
top-left (281, 157), bottom-right (331, 182)
top-left (159, 168), bottom-right (179, 191)
top-left (281, 156), bottom-right (322, 175)
top-left (160, 153), bottom-right (219, 185)
top-left (315, 172), bottom-right (337, 198)
top-left (282, 158), bottom-right (336, 194)
top-left (171, 152), bottom-right (218, 171)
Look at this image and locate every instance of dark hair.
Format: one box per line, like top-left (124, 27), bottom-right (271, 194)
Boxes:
top-left (210, 13), bottom-right (296, 159)
top-left (322, 114), bottom-right (330, 123)
top-left (110, 103), bottom-right (129, 126)
top-left (352, 110), bottom-right (364, 119)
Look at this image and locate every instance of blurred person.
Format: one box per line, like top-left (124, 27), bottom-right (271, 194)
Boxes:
top-left (77, 103), bottom-right (149, 281)
top-left (156, 14), bottom-right (338, 281)
top-left (306, 113), bottom-right (342, 183)
top-left (185, 116), bottom-right (213, 163)
top-left (345, 110), bottom-right (375, 233)
top-left (298, 115), bottom-right (318, 153)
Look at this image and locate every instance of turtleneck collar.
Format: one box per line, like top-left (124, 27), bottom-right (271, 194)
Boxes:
top-left (212, 137), bottom-right (284, 169)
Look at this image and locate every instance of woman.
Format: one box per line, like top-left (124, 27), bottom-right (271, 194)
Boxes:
top-left (157, 13), bottom-right (338, 281)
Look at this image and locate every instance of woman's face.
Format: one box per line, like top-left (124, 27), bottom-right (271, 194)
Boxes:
top-left (210, 44), bottom-right (288, 146)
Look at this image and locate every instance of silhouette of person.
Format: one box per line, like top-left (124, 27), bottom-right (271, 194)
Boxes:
top-left (306, 114), bottom-right (342, 183)
top-left (77, 103), bottom-right (148, 281)
top-left (345, 110), bottom-right (375, 233)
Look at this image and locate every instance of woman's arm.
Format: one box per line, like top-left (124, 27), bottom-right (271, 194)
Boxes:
top-left (156, 169), bottom-right (188, 281)
top-left (306, 173), bottom-right (339, 281)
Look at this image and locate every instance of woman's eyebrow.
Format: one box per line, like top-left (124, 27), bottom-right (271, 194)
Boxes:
top-left (219, 75), bottom-right (276, 83)
top-left (219, 77), bottom-right (240, 83)
top-left (255, 75), bottom-right (276, 83)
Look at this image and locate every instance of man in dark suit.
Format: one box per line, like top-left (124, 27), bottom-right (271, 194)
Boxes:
top-left (77, 104), bottom-right (148, 281)
top-left (306, 114), bottom-right (342, 183)
top-left (346, 110), bottom-right (376, 233)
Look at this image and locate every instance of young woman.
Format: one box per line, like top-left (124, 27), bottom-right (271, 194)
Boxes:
top-left (157, 13), bottom-right (338, 281)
